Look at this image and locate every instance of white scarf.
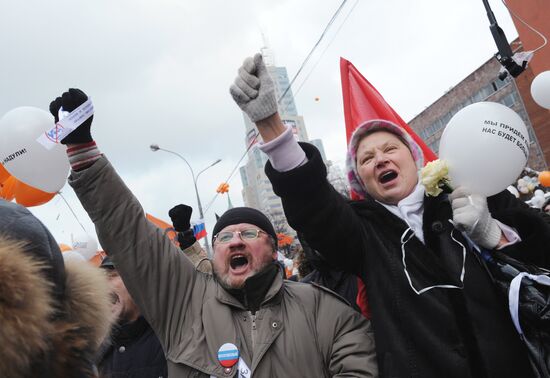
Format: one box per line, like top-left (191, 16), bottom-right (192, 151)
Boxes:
top-left (378, 181), bottom-right (426, 243)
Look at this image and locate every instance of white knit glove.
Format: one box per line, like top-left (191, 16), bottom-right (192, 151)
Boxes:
top-left (450, 187), bottom-right (502, 249)
top-left (230, 53), bottom-right (277, 122)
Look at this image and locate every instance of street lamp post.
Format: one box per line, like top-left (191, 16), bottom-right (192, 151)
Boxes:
top-left (150, 143), bottom-right (221, 258)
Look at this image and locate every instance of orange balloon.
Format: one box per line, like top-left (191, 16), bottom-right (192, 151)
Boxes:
top-left (14, 180), bottom-right (56, 207)
top-left (59, 243), bottom-right (72, 252)
top-left (539, 171), bottom-right (550, 187)
top-left (89, 251), bottom-right (107, 267)
top-left (0, 176), bottom-right (17, 201)
top-left (0, 164), bottom-right (11, 183)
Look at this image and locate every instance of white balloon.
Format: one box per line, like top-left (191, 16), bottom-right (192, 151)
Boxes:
top-left (71, 232), bottom-right (99, 260)
top-left (439, 102), bottom-right (529, 196)
top-left (0, 107), bottom-right (69, 192)
top-left (531, 71), bottom-right (550, 109)
top-left (63, 250), bottom-right (86, 262)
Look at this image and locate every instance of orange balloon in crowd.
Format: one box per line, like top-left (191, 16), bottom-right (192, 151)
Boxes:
top-left (59, 243), bottom-right (72, 252)
top-left (0, 164), bottom-right (10, 182)
top-left (13, 180), bottom-right (56, 207)
top-left (539, 171), bottom-right (550, 187)
top-left (0, 176), bottom-right (17, 201)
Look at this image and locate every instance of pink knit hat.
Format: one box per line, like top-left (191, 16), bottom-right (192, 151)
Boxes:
top-left (345, 119), bottom-right (425, 199)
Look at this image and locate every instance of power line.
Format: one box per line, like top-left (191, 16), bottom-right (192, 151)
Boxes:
top-left (277, 0), bottom-right (350, 106)
top-left (293, 0), bottom-right (360, 98)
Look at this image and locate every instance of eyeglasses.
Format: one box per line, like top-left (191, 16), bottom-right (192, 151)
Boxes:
top-left (213, 228), bottom-right (266, 244)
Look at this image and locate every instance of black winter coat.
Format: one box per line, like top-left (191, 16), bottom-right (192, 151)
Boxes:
top-left (96, 316), bottom-right (167, 378)
top-left (267, 143), bottom-right (550, 378)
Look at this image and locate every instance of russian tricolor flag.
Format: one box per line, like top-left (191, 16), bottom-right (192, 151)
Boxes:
top-left (192, 220), bottom-right (207, 240)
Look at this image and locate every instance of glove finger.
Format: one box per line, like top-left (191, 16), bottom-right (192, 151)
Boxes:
top-left (230, 84), bottom-right (252, 104)
top-left (234, 76), bottom-right (258, 99)
top-left (451, 196), bottom-right (469, 211)
top-left (449, 186), bottom-right (471, 201)
top-left (238, 66), bottom-right (260, 89)
top-left (49, 97), bottom-right (62, 122)
top-left (241, 56), bottom-right (256, 74)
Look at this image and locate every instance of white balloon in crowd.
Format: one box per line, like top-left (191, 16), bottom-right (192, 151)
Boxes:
top-left (531, 189), bottom-right (546, 209)
top-left (517, 175), bottom-right (539, 194)
top-left (531, 71), bottom-right (550, 109)
top-left (0, 107), bottom-right (69, 193)
top-left (71, 232), bottom-right (99, 260)
top-left (439, 102), bottom-right (529, 196)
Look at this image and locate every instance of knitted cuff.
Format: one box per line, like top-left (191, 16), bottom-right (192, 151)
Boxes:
top-left (66, 141), bottom-right (102, 171)
top-left (259, 125), bottom-right (307, 172)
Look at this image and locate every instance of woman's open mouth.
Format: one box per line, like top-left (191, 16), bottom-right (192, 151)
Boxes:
top-left (378, 170), bottom-right (398, 184)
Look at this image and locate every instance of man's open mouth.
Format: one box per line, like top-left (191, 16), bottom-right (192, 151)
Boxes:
top-left (230, 254), bottom-right (249, 270)
top-left (379, 170), bottom-right (398, 184)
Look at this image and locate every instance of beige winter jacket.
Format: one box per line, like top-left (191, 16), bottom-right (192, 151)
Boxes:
top-left (70, 156), bottom-right (378, 377)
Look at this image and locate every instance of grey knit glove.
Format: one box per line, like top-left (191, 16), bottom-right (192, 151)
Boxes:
top-left (230, 53), bottom-right (277, 122)
top-left (450, 187), bottom-right (502, 249)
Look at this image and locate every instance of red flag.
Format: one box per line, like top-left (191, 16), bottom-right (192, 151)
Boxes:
top-left (340, 57), bottom-right (437, 162)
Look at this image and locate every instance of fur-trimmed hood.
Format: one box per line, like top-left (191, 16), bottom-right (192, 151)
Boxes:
top-left (0, 237), bottom-right (114, 378)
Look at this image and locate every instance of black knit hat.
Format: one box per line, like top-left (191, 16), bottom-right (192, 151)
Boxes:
top-left (212, 207), bottom-right (277, 244)
top-left (0, 199), bottom-right (66, 304)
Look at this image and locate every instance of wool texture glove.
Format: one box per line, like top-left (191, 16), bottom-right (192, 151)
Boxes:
top-left (177, 229), bottom-right (197, 250)
top-left (450, 187), bottom-right (502, 249)
top-left (230, 53), bottom-right (277, 122)
top-left (49, 88), bottom-right (94, 144)
top-left (168, 204), bottom-right (193, 232)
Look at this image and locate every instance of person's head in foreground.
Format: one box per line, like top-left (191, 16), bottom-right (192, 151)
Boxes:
top-left (0, 199), bottom-right (113, 378)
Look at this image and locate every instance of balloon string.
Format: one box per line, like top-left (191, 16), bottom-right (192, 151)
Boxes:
top-left (58, 191), bottom-right (87, 233)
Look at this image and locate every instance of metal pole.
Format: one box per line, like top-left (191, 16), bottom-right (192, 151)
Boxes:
top-left (150, 146), bottom-right (220, 258)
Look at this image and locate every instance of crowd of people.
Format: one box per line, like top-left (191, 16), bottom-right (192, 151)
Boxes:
top-left (1, 52), bottom-right (549, 377)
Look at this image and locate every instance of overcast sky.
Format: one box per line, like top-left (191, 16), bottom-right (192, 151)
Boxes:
top-left (0, 0), bottom-right (518, 247)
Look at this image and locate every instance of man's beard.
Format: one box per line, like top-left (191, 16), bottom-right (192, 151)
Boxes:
top-left (213, 259), bottom-right (272, 289)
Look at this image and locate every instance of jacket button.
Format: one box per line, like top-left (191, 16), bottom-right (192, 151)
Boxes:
top-left (224, 367), bottom-right (232, 375)
top-left (272, 322), bottom-right (278, 328)
top-left (118, 346), bottom-right (126, 353)
top-left (431, 221), bottom-right (444, 233)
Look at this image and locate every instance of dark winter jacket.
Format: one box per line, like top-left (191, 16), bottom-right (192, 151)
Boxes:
top-left (97, 316), bottom-right (167, 378)
top-left (0, 200), bottom-right (114, 378)
top-left (266, 143), bottom-right (550, 378)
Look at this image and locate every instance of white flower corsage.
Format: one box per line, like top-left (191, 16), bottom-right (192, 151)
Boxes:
top-left (420, 159), bottom-right (450, 197)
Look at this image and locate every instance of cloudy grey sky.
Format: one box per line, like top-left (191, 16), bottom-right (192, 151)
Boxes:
top-left (0, 0), bottom-right (518, 247)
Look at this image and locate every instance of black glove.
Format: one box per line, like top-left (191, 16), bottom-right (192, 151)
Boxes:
top-left (49, 88), bottom-right (94, 144)
top-left (168, 204), bottom-right (193, 232)
top-left (177, 229), bottom-right (197, 250)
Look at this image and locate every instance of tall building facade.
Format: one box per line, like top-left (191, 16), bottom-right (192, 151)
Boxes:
top-left (409, 39), bottom-right (547, 171)
top-left (239, 48), bottom-right (347, 251)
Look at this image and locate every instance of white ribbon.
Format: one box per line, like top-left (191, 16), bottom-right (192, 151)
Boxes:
top-left (401, 227), bottom-right (466, 295)
top-left (508, 272), bottom-right (550, 336)
top-left (37, 99), bottom-right (94, 149)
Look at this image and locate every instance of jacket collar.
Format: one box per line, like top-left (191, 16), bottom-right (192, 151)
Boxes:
top-left (215, 263), bottom-right (285, 310)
